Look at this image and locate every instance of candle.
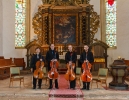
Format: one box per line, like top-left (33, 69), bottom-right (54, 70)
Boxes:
top-left (61, 46), bottom-right (62, 52)
top-left (58, 46), bottom-right (60, 52)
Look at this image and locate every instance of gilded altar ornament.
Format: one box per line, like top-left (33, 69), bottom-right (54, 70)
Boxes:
top-left (41, 0), bottom-right (90, 5)
top-left (27, 0), bottom-right (103, 68)
top-left (32, 0), bottom-right (99, 45)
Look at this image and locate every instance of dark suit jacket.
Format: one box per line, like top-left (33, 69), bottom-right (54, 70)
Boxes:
top-left (65, 51), bottom-right (77, 73)
top-left (65, 51), bottom-right (77, 64)
top-left (30, 53), bottom-right (44, 71)
top-left (46, 50), bottom-right (59, 71)
top-left (80, 51), bottom-right (94, 64)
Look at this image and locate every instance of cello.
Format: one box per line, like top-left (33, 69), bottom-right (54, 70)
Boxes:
top-left (48, 60), bottom-right (59, 79)
top-left (64, 52), bottom-right (76, 82)
top-left (48, 51), bottom-right (59, 79)
top-left (81, 55), bottom-right (92, 82)
top-left (64, 62), bottom-right (75, 81)
top-left (33, 61), bottom-right (44, 79)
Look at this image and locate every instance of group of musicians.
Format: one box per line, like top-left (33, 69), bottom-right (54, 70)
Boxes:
top-left (30, 44), bottom-right (94, 90)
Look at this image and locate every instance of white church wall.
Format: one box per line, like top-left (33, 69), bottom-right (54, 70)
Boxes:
top-left (107, 0), bottom-right (129, 66)
top-left (1, 0), bottom-right (42, 66)
top-left (0, 0), bottom-right (3, 56)
top-left (2, 0), bottom-right (26, 62)
top-left (90, 0), bottom-right (101, 40)
top-left (30, 0), bottom-right (42, 41)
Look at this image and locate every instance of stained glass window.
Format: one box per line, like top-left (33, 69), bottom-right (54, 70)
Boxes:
top-left (15, 0), bottom-right (26, 47)
top-left (106, 0), bottom-right (117, 47)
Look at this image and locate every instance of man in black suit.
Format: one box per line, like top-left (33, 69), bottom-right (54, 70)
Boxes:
top-left (65, 45), bottom-right (77, 89)
top-left (46, 44), bottom-right (59, 89)
top-left (80, 45), bottom-right (94, 90)
top-left (30, 47), bottom-right (44, 89)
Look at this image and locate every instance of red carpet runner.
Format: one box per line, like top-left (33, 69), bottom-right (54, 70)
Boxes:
top-left (49, 75), bottom-right (83, 100)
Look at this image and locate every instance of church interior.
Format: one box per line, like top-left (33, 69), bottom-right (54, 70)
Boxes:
top-left (0, 0), bottom-right (129, 100)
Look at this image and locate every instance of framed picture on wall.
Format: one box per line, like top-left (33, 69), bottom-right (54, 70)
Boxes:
top-left (53, 14), bottom-right (78, 45)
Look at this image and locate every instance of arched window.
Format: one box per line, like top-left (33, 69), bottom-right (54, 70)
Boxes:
top-left (15, 0), bottom-right (30, 48)
top-left (105, 0), bottom-right (117, 47)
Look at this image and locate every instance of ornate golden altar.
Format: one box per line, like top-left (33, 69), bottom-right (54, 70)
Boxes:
top-left (25, 0), bottom-right (109, 69)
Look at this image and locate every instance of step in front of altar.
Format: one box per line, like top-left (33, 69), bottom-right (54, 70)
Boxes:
top-left (49, 98), bottom-right (83, 100)
top-left (49, 75), bottom-right (83, 99)
top-left (49, 88), bottom-right (83, 98)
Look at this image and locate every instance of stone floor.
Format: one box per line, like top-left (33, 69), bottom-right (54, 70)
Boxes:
top-left (0, 72), bottom-right (129, 100)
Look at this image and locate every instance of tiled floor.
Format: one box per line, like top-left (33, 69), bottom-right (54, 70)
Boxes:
top-left (0, 72), bottom-right (129, 100)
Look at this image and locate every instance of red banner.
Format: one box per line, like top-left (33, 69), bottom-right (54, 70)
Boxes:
top-left (108, 0), bottom-right (114, 6)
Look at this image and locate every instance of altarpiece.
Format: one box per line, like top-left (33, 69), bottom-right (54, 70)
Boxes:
top-left (26, 0), bottom-right (109, 69)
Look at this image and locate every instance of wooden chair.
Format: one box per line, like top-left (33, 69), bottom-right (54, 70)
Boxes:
top-left (91, 68), bottom-right (108, 89)
top-left (76, 67), bottom-right (81, 86)
top-left (42, 67), bottom-right (48, 85)
top-left (9, 67), bottom-right (24, 87)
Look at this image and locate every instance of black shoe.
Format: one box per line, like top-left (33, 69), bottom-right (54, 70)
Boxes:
top-left (81, 88), bottom-right (86, 90)
top-left (48, 87), bottom-right (52, 89)
top-left (33, 87), bottom-right (36, 89)
top-left (55, 87), bottom-right (59, 89)
top-left (38, 87), bottom-right (41, 89)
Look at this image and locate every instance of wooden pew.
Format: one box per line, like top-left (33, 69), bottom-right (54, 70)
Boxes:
top-left (0, 58), bottom-right (15, 80)
top-left (14, 58), bottom-right (26, 70)
top-left (0, 56), bottom-right (4, 59)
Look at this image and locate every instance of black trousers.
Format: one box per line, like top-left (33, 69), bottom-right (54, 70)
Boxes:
top-left (33, 77), bottom-right (42, 88)
top-left (33, 69), bottom-right (42, 88)
top-left (70, 68), bottom-right (76, 88)
top-left (70, 79), bottom-right (76, 88)
top-left (48, 66), bottom-right (58, 88)
top-left (49, 79), bottom-right (58, 88)
top-left (82, 82), bottom-right (90, 89)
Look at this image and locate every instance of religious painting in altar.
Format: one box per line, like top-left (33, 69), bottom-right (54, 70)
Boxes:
top-left (53, 15), bottom-right (77, 45)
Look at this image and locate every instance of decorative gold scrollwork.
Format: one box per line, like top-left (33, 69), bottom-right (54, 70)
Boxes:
top-left (90, 5), bottom-right (100, 43)
top-left (41, 0), bottom-right (90, 5)
top-left (32, 7), bottom-right (43, 45)
top-left (32, 0), bottom-right (99, 46)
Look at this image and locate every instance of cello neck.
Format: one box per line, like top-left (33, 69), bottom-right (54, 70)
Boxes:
top-left (70, 52), bottom-right (73, 61)
top-left (85, 52), bottom-right (88, 69)
top-left (70, 64), bottom-right (72, 69)
top-left (54, 52), bottom-right (56, 59)
top-left (53, 61), bottom-right (55, 68)
top-left (85, 61), bottom-right (88, 70)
